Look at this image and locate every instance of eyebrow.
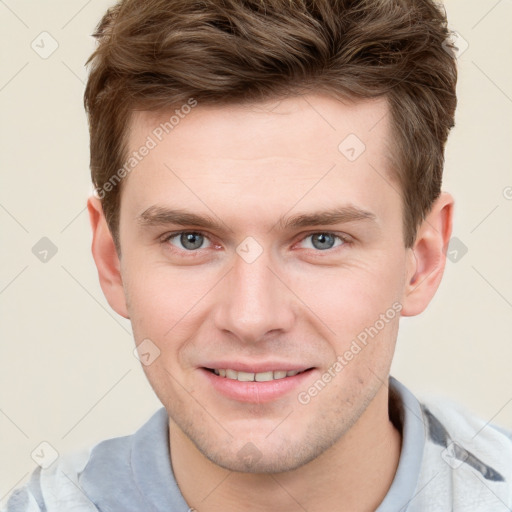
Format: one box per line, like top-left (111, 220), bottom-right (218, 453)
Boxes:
top-left (137, 205), bottom-right (377, 232)
top-left (277, 206), bottom-right (376, 230)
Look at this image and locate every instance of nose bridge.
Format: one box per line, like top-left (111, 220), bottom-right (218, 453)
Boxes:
top-left (214, 249), bottom-right (293, 343)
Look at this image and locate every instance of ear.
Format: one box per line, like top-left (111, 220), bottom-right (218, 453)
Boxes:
top-left (401, 192), bottom-right (454, 316)
top-left (87, 196), bottom-right (129, 319)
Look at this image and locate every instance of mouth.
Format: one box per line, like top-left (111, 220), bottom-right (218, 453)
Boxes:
top-left (200, 366), bottom-right (316, 403)
top-left (204, 368), bottom-right (311, 382)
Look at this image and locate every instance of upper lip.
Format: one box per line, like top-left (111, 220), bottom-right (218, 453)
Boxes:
top-left (202, 362), bottom-right (314, 373)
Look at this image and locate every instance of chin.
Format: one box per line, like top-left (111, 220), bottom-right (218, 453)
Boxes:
top-left (202, 444), bottom-right (317, 474)
top-left (186, 420), bottom-right (347, 475)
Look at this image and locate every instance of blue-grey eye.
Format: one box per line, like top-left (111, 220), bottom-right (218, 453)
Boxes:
top-left (168, 232), bottom-right (210, 251)
top-left (301, 233), bottom-right (344, 251)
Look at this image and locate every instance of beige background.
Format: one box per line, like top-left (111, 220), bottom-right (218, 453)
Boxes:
top-left (1, 0), bottom-right (511, 501)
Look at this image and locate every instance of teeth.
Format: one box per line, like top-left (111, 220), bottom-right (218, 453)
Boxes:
top-left (255, 371), bottom-right (273, 382)
top-left (212, 368), bottom-right (304, 382)
top-left (226, 369), bottom-right (238, 379)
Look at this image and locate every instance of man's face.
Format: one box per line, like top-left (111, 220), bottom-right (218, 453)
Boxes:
top-left (117, 94), bottom-right (413, 472)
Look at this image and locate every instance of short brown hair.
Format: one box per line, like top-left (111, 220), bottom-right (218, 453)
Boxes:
top-left (84, 0), bottom-right (457, 248)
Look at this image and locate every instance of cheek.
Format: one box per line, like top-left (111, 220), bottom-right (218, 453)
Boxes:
top-left (288, 253), bottom-right (406, 338)
top-left (122, 257), bottom-right (176, 310)
top-left (122, 268), bottom-right (173, 348)
top-left (123, 263), bottom-right (220, 353)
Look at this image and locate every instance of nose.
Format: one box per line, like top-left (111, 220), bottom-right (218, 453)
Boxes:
top-left (213, 250), bottom-right (295, 344)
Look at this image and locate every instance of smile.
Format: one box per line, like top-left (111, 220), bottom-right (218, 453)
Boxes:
top-left (210, 368), bottom-right (307, 382)
top-left (201, 364), bottom-right (316, 402)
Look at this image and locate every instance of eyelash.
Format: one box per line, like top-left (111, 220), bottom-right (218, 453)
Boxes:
top-left (160, 230), bottom-right (352, 255)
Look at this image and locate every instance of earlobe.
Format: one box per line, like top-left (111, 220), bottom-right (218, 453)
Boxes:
top-left (401, 192), bottom-right (454, 317)
top-left (87, 196), bottom-right (130, 319)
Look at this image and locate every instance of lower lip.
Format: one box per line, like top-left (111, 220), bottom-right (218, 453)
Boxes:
top-left (200, 368), bottom-right (315, 403)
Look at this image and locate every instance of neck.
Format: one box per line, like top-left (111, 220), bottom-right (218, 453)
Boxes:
top-left (169, 384), bottom-right (401, 512)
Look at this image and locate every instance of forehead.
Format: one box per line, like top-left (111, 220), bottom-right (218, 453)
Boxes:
top-left (130, 94), bottom-right (390, 161)
top-left (121, 94), bottom-right (399, 230)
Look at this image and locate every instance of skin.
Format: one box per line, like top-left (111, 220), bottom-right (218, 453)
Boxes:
top-left (88, 93), bottom-right (453, 512)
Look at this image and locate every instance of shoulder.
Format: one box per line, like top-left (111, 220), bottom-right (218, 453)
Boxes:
top-left (2, 448), bottom-right (99, 512)
top-left (2, 409), bottom-right (169, 512)
top-left (420, 396), bottom-right (512, 475)
top-left (412, 395), bottom-right (512, 511)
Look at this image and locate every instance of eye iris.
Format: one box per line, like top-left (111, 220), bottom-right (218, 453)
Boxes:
top-left (180, 232), bottom-right (203, 250)
top-left (312, 233), bottom-right (335, 250)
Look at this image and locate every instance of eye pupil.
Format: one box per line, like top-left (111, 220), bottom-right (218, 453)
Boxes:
top-left (180, 232), bottom-right (203, 250)
top-left (312, 233), bottom-right (335, 250)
